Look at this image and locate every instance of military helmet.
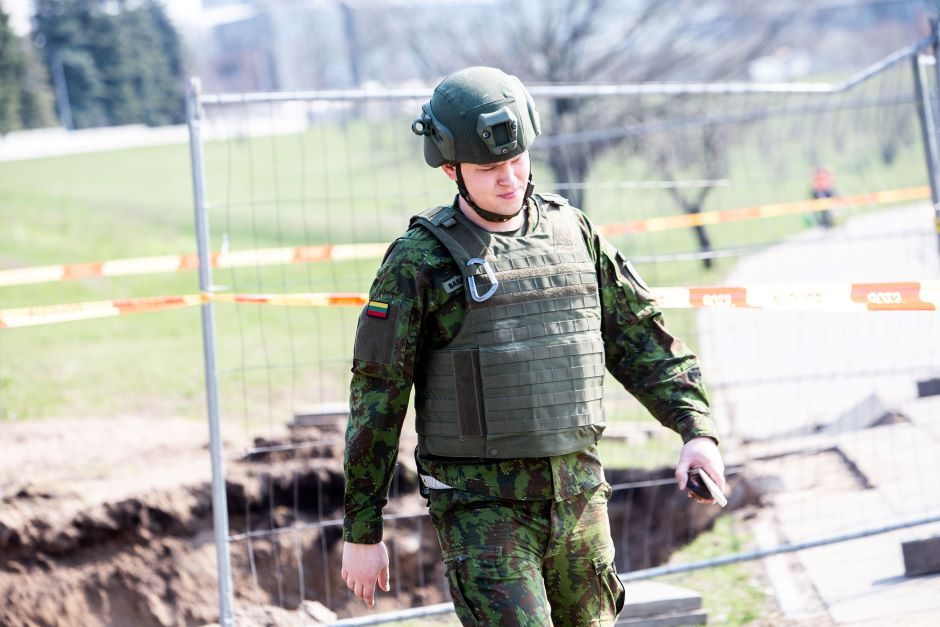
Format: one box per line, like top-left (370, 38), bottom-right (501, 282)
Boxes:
top-left (412, 66), bottom-right (541, 167)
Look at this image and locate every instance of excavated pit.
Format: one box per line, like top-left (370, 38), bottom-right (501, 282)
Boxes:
top-left (0, 417), bottom-right (756, 626)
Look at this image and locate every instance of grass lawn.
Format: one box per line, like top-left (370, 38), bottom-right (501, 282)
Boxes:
top-left (0, 90), bottom-right (928, 426)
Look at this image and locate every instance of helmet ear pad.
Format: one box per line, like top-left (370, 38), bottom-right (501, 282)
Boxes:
top-left (415, 103), bottom-right (454, 168)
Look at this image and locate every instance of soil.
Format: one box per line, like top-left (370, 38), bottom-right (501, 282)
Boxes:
top-left (0, 416), bottom-right (757, 626)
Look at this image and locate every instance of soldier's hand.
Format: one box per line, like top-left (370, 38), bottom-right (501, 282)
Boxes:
top-left (675, 436), bottom-right (726, 503)
top-left (341, 541), bottom-right (390, 607)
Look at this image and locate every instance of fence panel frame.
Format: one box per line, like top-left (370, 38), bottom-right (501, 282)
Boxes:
top-left (186, 29), bottom-right (940, 625)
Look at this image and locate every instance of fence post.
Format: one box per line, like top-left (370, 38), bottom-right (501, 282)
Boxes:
top-left (186, 77), bottom-right (235, 627)
top-left (914, 20), bottom-right (940, 259)
top-left (932, 18), bottom-right (940, 259)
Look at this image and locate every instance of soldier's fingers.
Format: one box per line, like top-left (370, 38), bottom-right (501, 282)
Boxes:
top-left (675, 455), bottom-right (692, 489)
top-left (363, 582), bottom-right (376, 607)
top-left (378, 565), bottom-right (390, 592)
top-left (675, 464), bottom-right (689, 490)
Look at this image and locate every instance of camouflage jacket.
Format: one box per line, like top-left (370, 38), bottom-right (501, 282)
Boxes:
top-left (343, 194), bottom-right (718, 544)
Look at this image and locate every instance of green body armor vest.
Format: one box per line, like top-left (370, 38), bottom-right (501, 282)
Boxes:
top-left (411, 194), bottom-right (607, 459)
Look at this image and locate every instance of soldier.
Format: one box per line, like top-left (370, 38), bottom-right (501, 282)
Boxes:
top-left (341, 66), bottom-right (725, 626)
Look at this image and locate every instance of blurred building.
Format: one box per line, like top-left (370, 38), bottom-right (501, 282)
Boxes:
top-left (6, 0), bottom-right (930, 94)
top-left (170, 0), bottom-right (428, 92)
top-left (170, 0), bottom-right (497, 92)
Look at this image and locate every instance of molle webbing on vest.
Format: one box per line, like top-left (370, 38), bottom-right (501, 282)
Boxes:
top-left (469, 291), bottom-right (599, 323)
top-left (412, 196), bottom-right (607, 459)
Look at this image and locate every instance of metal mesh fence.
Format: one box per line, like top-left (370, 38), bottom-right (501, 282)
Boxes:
top-left (188, 39), bottom-right (940, 624)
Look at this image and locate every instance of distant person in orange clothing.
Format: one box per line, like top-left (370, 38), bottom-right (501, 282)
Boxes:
top-left (810, 165), bottom-right (835, 228)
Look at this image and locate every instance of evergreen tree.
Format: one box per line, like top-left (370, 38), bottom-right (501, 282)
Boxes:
top-left (140, 0), bottom-right (185, 125)
top-left (33, 0), bottom-right (107, 128)
top-left (31, 0), bottom-right (185, 130)
top-left (17, 35), bottom-right (57, 129)
top-left (0, 6), bottom-right (24, 133)
top-left (0, 5), bottom-right (56, 134)
top-left (117, 0), bottom-right (185, 126)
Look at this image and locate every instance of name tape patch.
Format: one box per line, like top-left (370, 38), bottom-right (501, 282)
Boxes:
top-left (366, 300), bottom-right (389, 319)
top-left (442, 275), bottom-right (463, 295)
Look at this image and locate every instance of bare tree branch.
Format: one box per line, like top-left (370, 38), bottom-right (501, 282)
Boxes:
top-left (359, 0), bottom-right (907, 263)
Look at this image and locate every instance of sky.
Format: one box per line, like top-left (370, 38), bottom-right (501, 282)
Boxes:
top-left (3, 0), bottom-right (33, 35)
top-left (3, 0), bottom-right (199, 35)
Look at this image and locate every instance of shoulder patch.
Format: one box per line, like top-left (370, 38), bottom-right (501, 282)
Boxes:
top-left (442, 275), bottom-right (463, 295)
top-left (366, 300), bottom-right (390, 318)
top-left (353, 297), bottom-right (414, 375)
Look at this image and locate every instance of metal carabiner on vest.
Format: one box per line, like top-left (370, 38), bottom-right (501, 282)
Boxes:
top-left (466, 257), bottom-right (498, 302)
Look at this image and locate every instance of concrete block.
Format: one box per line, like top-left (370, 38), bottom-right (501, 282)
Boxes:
top-left (902, 536), bottom-right (940, 576)
top-left (917, 378), bottom-right (940, 398)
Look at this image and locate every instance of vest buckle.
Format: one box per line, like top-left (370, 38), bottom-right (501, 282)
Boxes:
top-left (466, 258), bottom-right (498, 302)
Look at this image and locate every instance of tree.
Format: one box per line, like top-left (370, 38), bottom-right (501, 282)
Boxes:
top-left (368, 0), bottom-right (821, 266)
top-left (0, 6), bottom-right (26, 133)
top-left (31, 0), bottom-right (185, 130)
top-left (0, 6), bottom-right (55, 134)
top-left (111, 0), bottom-right (186, 126)
top-left (138, 0), bottom-right (185, 125)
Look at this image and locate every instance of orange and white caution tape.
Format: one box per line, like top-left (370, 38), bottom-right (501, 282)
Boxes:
top-left (598, 186), bottom-right (930, 236)
top-left (208, 292), bottom-right (369, 307)
top-left (0, 243), bottom-right (390, 288)
top-left (0, 294), bottom-right (205, 328)
top-left (651, 280), bottom-right (940, 311)
top-left (212, 284), bottom-right (939, 312)
top-left (0, 188), bottom-right (929, 288)
top-left (2, 281), bottom-right (936, 329)
top-left (0, 292), bottom-right (368, 328)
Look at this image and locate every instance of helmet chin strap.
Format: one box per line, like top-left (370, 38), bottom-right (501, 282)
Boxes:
top-left (455, 164), bottom-right (535, 223)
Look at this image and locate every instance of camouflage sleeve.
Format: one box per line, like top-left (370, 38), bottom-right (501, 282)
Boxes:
top-left (573, 209), bottom-right (720, 444)
top-left (343, 228), bottom-right (456, 544)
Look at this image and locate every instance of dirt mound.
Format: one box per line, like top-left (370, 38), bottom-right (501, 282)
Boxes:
top-left (1, 418), bottom-right (221, 626)
top-left (0, 417), bottom-right (754, 626)
top-left (0, 417), bottom-right (436, 626)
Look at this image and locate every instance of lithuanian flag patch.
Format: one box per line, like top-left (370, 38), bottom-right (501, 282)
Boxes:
top-left (366, 300), bottom-right (390, 319)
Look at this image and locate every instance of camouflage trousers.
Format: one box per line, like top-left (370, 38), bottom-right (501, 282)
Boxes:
top-left (427, 482), bottom-right (626, 626)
